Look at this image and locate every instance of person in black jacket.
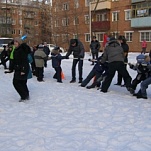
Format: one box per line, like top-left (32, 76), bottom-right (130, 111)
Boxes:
top-left (90, 36), bottom-right (100, 65)
top-left (0, 45), bottom-right (9, 69)
top-left (10, 37), bottom-right (30, 102)
top-left (51, 46), bottom-right (68, 83)
top-left (115, 35), bottom-right (129, 87)
top-left (66, 39), bottom-right (85, 83)
top-left (43, 42), bottom-right (50, 67)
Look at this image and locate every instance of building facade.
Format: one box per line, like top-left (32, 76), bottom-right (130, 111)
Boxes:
top-left (0, 0), bottom-right (52, 46)
top-left (52, 0), bottom-right (151, 53)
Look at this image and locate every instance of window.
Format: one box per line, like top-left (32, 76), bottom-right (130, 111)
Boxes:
top-left (132, 2), bottom-right (151, 18)
top-left (85, 0), bottom-right (91, 7)
top-left (74, 0), bottom-right (79, 8)
top-left (18, 10), bottom-right (22, 15)
top-left (140, 31), bottom-right (151, 42)
top-left (95, 33), bottom-right (104, 42)
top-left (55, 19), bottom-right (59, 27)
top-left (12, 19), bottom-right (16, 25)
top-left (125, 10), bottom-right (131, 20)
top-left (62, 18), bottom-right (69, 26)
top-left (96, 13), bottom-right (107, 21)
top-left (53, 34), bottom-right (60, 42)
top-left (112, 11), bottom-right (119, 21)
top-left (85, 33), bottom-right (90, 42)
top-left (35, 21), bottom-right (38, 26)
top-left (73, 34), bottom-right (78, 39)
top-left (84, 15), bottom-right (89, 24)
top-left (19, 30), bottom-right (22, 35)
top-left (125, 32), bottom-right (133, 42)
top-left (73, 16), bottom-right (79, 25)
top-left (19, 19), bottom-right (22, 25)
top-left (63, 3), bottom-right (69, 10)
top-left (12, 29), bottom-right (16, 35)
top-left (62, 34), bottom-right (69, 42)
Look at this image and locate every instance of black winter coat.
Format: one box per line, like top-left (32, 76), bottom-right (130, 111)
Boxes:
top-left (43, 46), bottom-right (50, 56)
top-left (121, 43), bottom-right (129, 63)
top-left (13, 43), bottom-right (30, 80)
top-left (90, 40), bottom-right (100, 54)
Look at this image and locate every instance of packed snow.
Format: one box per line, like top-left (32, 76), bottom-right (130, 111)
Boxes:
top-left (0, 52), bottom-right (151, 151)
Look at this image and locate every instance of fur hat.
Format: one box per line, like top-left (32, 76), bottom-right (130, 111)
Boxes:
top-left (14, 37), bottom-right (22, 44)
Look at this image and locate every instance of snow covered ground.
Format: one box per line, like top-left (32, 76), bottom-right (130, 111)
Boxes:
top-left (0, 52), bottom-right (151, 151)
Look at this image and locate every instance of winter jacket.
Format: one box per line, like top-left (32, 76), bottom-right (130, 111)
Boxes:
top-left (142, 41), bottom-right (147, 48)
top-left (101, 40), bottom-right (124, 64)
top-left (51, 53), bottom-right (66, 68)
top-left (34, 49), bottom-right (47, 67)
top-left (90, 40), bottom-right (100, 54)
top-left (13, 43), bottom-right (30, 80)
top-left (0, 48), bottom-right (8, 62)
top-left (43, 46), bottom-right (50, 56)
top-left (27, 54), bottom-right (33, 79)
top-left (121, 43), bottom-right (129, 63)
top-left (66, 39), bottom-right (85, 58)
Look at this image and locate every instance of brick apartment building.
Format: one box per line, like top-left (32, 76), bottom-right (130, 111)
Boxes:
top-left (52, 0), bottom-right (151, 53)
top-left (0, 0), bottom-right (52, 46)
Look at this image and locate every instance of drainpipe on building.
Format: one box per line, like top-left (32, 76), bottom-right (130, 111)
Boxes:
top-left (89, 2), bottom-right (92, 54)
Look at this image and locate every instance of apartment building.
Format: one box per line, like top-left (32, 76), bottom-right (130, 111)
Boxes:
top-left (0, 1), bottom-right (52, 46)
top-left (52, 0), bottom-right (151, 52)
top-left (51, 0), bottom-right (90, 51)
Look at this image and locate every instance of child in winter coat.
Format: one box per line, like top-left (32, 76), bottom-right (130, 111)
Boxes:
top-left (128, 54), bottom-right (150, 93)
top-left (51, 46), bottom-right (68, 83)
top-left (34, 44), bottom-right (47, 82)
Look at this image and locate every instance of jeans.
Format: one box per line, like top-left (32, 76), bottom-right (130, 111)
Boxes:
top-left (140, 76), bottom-right (151, 97)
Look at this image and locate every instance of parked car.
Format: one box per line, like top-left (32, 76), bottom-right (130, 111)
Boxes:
top-left (47, 44), bottom-right (65, 53)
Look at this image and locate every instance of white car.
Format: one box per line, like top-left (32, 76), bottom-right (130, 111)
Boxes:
top-left (47, 44), bottom-right (65, 53)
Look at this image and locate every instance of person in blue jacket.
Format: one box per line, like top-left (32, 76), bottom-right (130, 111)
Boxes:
top-left (51, 46), bottom-right (68, 83)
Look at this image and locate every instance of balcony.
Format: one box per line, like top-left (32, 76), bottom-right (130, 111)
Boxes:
top-left (131, 16), bottom-right (151, 28)
top-left (131, 0), bottom-right (145, 3)
top-left (91, 21), bottom-right (110, 32)
top-left (90, 1), bottom-right (111, 11)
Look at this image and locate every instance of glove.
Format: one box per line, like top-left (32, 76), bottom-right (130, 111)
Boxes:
top-left (65, 56), bottom-right (69, 59)
top-left (78, 55), bottom-right (83, 59)
top-left (4, 70), bottom-right (13, 74)
top-left (128, 63), bottom-right (134, 69)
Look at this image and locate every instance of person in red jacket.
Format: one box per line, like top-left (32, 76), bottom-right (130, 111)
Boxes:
top-left (141, 40), bottom-right (147, 54)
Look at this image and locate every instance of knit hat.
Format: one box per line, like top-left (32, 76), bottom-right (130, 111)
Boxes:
top-left (14, 37), bottom-right (22, 44)
top-left (52, 46), bottom-right (60, 54)
top-left (38, 44), bottom-right (44, 49)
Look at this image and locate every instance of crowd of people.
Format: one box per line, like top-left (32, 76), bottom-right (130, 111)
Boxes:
top-left (1, 35), bottom-right (151, 102)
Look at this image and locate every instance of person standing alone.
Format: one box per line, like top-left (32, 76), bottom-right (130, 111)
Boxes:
top-left (90, 36), bottom-right (100, 65)
top-left (141, 39), bottom-right (147, 54)
top-left (12, 37), bottom-right (31, 101)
